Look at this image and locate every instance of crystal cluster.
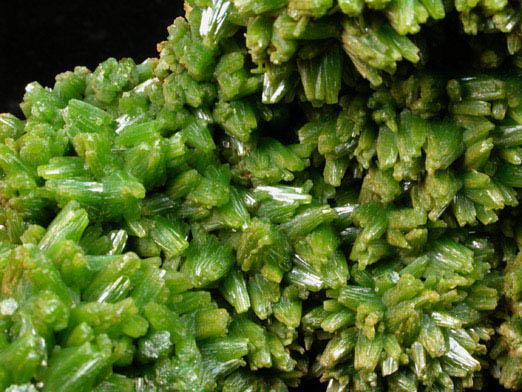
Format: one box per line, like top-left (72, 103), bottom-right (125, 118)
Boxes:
top-left (2, 0), bottom-right (522, 391)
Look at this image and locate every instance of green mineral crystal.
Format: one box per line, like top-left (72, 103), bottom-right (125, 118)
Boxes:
top-left (4, 0), bottom-right (522, 391)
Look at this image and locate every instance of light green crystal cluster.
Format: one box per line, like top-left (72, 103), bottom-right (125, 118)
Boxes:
top-left (3, 0), bottom-right (522, 391)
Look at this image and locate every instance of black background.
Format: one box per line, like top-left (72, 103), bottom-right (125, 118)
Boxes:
top-left (0, 1), bottom-right (507, 392)
top-left (0, 0), bottom-right (181, 116)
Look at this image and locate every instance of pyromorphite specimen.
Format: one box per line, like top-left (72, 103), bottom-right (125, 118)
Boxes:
top-left (5, 1), bottom-right (522, 391)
